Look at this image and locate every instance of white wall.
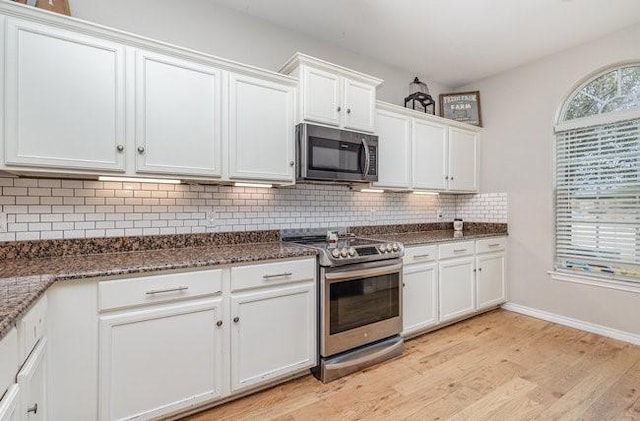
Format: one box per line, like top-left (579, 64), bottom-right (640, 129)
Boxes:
top-left (460, 23), bottom-right (640, 335)
top-left (67, 0), bottom-right (451, 107)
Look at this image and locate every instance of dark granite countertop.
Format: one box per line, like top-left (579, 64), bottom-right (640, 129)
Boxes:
top-left (372, 229), bottom-right (507, 246)
top-left (0, 242), bottom-right (317, 341)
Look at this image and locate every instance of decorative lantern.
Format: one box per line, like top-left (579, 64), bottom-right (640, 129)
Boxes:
top-left (404, 77), bottom-right (435, 115)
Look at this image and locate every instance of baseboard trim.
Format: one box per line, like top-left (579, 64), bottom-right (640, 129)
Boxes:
top-left (502, 302), bottom-right (640, 346)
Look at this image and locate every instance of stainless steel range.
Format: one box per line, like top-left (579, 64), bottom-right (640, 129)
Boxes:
top-left (283, 228), bottom-right (405, 383)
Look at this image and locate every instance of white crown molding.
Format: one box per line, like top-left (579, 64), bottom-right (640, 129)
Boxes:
top-left (0, 0), bottom-right (296, 86)
top-left (376, 100), bottom-right (483, 132)
top-left (502, 302), bottom-right (640, 346)
top-left (279, 52), bottom-right (383, 86)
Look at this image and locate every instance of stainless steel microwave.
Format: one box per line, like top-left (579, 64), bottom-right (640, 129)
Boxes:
top-left (296, 123), bottom-right (378, 183)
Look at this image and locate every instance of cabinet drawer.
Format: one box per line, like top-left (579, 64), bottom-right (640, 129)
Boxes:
top-left (403, 245), bottom-right (438, 264)
top-left (231, 258), bottom-right (316, 292)
top-left (18, 296), bottom-right (47, 362)
top-left (476, 237), bottom-right (507, 254)
top-left (99, 269), bottom-right (223, 312)
top-left (439, 241), bottom-right (475, 259)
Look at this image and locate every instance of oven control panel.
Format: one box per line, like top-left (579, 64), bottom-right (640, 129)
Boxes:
top-left (330, 243), bottom-right (401, 260)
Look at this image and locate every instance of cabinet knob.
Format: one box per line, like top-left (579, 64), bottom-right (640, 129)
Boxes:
top-left (346, 108), bottom-right (351, 114)
top-left (137, 146), bottom-right (145, 154)
top-left (289, 161), bottom-right (295, 167)
top-left (444, 175), bottom-right (449, 180)
top-left (450, 176), bottom-right (454, 181)
top-left (473, 268), bottom-right (477, 272)
top-left (233, 316), bottom-right (240, 323)
top-left (216, 320), bottom-right (223, 327)
top-left (478, 267), bottom-right (482, 272)
top-left (402, 283), bottom-right (406, 287)
top-left (27, 403), bottom-right (38, 415)
top-left (116, 144), bottom-right (124, 152)
top-left (337, 106), bottom-right (342, 112)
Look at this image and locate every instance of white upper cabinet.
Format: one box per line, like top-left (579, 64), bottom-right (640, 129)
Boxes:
top-left (412, 119), bottom-right (448, 190)
top-left (375, 102), bottom-right (480, 193)
top-left (228, 73), bottom-right (296, 183)
top-left (301, 67), bottom-right (341, 127)
top-left (280, 53), bottom-right (382, 133)
top-left (4, 18), bottom-right (126, 171)
top-left (448, 127), bottom-right (478, 192)
top-left (343, 78), bottom-right (376, 132)
top-left (373, 109), bottom-right (411, 189)
top-left (134, 50), bottom-right (222, 177)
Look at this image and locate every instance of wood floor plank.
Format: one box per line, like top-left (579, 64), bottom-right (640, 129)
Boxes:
top-left (181, 309), bottom-right (640, 421)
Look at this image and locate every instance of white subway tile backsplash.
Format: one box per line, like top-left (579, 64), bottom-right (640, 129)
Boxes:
top-left (0, 176), bottom-right (507, 241)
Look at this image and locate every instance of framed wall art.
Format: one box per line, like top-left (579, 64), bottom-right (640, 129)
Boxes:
top-left (14, 0), bottom-right (71, 16)
top-left (439, 91), bottom-right (482, 127)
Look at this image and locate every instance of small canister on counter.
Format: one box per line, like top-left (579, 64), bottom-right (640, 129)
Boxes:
top-left (453, 218), bottom-right (464, 231)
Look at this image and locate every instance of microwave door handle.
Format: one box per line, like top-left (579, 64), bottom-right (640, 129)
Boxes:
top-left (361, 138), bottom-right (370, 178)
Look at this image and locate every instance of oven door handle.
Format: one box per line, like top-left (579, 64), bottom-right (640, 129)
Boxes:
top-left (324, 262), bottom-right (402, 282)
top-left (361, 138), bottom-right (370, 178)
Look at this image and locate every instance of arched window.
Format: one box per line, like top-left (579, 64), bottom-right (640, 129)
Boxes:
top-left (555, 63), bottom-right (640, 282)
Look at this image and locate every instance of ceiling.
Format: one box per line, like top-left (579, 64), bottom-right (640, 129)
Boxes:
top-left (209, 0), bottom-right (640, 87)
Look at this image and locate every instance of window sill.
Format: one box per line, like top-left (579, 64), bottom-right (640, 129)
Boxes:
top-left (548, 271), bottom-right (640, 295)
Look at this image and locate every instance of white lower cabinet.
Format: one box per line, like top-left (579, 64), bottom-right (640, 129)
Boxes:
top-left (476, 252), bottom-right (506, 310)
top-left (98, 299), bottom-right (225, 421)
top-left (17, 338), bottom-right (47, 421)
top-left (438, 256), bottom-right (476, 323)
top-left (402, 262), bottom-right (438, 335)
top-left (230, 283), bottom-right (316, 392)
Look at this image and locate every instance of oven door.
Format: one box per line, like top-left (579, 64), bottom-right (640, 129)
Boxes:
top-left (297, 124), bottom-right (378, 182)
top-left (321, 259), bottom-right (402, 357)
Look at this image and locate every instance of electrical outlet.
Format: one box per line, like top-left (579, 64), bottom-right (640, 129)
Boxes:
top-left (436, 208), bottom-right (443, 220)
top-left (205, 210), bottom-right (217, 227)
top-left (0, 213), bottom-right (6, 233)
top-left (369, 208), bottom-right (376, 222)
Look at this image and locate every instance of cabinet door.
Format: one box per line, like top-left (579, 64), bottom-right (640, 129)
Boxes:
top-left (228, 74), bottom-right (295, 182)
top-left (343, 78), bottom-right (376, 132)
top-left (412, 119), bottom-right (447, 190)
top-left (438, 257), bottom-right (475, 322)
top-left (301, 66), bottom-right (341, 127)
top-left (0, 385), bottom-right (20, 421)
top-left (448, 127), bottom-right (478, 192)
top-left (402, 263), bottom-right (438, 335)
top-left (230, 283), bottom-right (316, 392)
top-left (99, 299), bottom-right (225, 421)
top-left (17, 338), bottom-right (46, 421)
top-left (135, 50), bottom-right (222, 177)
top-left (373, 110), bottom-right (411, 189)
top-left (476, 252), bottom-right (506, 310)
top-left (5, 19), bottom-right (126, 171)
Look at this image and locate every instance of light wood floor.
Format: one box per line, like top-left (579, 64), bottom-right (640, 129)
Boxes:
top-left (184, 310), bottom-right (640, 420)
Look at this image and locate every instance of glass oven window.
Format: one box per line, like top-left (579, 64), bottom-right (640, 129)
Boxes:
top-left (329, 273), bottom-right (400, 335)
top-left (309, 137), bottom-right (362, 174)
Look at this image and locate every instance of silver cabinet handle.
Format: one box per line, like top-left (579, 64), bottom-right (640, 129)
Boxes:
top-left (146, 286), bottom-right (189, 295)
top-left (488, 243), bottom-right (501, 247)
top-left (337, 106), bottom-right (342, 112)
top-left (453, 249), bottom-right (467, 253)
top-left (233, 317), bottom-right (240, 323)
top-left (413, 254), bottom-right (431, 259)
top-left (137, 146), bottom-right (145, 154)
top-left (216, 320), bottom-right (223, 327)
top-left (27, 404), bottom-right (38, 414)
top-left (263, 272), bottom-right (292, 279)
top-left (289, 161), bottom-right (295, 167)
top-left (116, 144), bottom-right (124, 152)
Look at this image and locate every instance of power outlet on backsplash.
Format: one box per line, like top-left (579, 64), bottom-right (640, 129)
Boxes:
top-left (436, 208), bottom-right (443, 220)
top-left (369, 208), bottom-right (376, 222)
top-left (205, 210), bottom-right (217, 228)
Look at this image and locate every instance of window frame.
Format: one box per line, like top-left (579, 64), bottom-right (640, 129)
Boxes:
top-left (552, 61), bottom-right (640, 289)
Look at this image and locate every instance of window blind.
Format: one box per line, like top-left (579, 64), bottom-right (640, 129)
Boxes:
top-left (555, 118), bottom-right (640, 280)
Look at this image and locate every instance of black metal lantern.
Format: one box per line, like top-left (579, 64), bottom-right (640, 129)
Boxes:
top-left (404, 77), bottom-right (435, 115)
